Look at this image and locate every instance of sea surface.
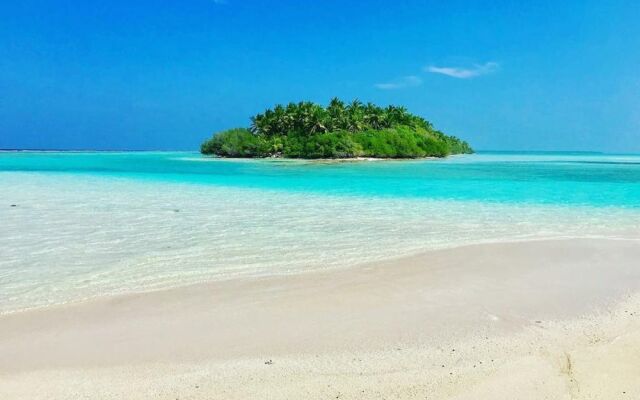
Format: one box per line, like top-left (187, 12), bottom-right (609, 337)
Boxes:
top-left (2, 151), bottom-right (640, 314)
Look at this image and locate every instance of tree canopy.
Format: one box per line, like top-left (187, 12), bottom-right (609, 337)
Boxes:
top-left (201, 98), bottom-right (473, 159)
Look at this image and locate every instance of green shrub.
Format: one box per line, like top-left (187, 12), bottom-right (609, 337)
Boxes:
top-left (201, 128), bottom-right (267, 157)
top-left (351, 126), bottom-right (450, 158)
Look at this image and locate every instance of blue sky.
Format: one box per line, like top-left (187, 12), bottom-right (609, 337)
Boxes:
top-left (1, 0), bottom-right (639, 151)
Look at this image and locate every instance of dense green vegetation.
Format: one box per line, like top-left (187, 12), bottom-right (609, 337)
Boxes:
top-left (201, 98), bottom-right (473, 159)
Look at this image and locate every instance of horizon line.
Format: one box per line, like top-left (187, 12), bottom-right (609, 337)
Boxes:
top-left (2, 148), bottom-right (638, 156)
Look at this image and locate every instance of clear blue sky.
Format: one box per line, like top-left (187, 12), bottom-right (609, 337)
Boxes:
top-left (1, 0), bottom-right (639, 151)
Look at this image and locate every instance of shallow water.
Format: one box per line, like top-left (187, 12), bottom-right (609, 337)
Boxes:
top-left (1, 152), bottom-right (640, 313)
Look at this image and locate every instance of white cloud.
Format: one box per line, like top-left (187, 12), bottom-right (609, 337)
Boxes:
top-left (426, 62), bottom-right (499, 79)
top-left (374, 75), bottom-right (422, 90)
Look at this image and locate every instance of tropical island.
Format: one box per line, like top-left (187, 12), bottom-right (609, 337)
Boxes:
top-left (201, 98), bottom-right (473, 159)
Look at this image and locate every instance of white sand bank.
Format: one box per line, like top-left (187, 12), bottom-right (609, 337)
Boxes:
top-left (1, 238), bottom-right (640, 399)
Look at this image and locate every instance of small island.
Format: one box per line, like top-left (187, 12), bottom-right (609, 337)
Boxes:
top-left (201, 98), bottom-right (473, 159)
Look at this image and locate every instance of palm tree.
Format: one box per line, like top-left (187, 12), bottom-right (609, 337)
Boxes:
top-left (346, 100), bottom-right (365, 132)
top-left (327, 97), bottom-right (346, 131)
top-left (251, 98), bottom-right (440, 136)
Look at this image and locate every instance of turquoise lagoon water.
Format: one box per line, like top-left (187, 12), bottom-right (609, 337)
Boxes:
top-left (1, 151), bottom-right (640, 313)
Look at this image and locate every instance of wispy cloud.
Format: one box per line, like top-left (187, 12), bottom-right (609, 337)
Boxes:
top-left (425, 62), bottom-right (499, 79)
top-left (374, 75), bottom-right (422, 90)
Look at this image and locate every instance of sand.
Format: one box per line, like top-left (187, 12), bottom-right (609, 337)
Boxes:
top-left (1, 238), bottom-right (640, 399)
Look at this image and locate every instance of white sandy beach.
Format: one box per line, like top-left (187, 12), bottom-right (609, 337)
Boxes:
top-left (1, 238), bottom-right (640, 399)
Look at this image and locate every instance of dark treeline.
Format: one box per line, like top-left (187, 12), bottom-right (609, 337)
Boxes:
top-left (201, 98), bottom-right (473, 158)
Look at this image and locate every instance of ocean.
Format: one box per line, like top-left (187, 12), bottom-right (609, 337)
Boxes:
top-left (1, 151), bottom-right (639, 313)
